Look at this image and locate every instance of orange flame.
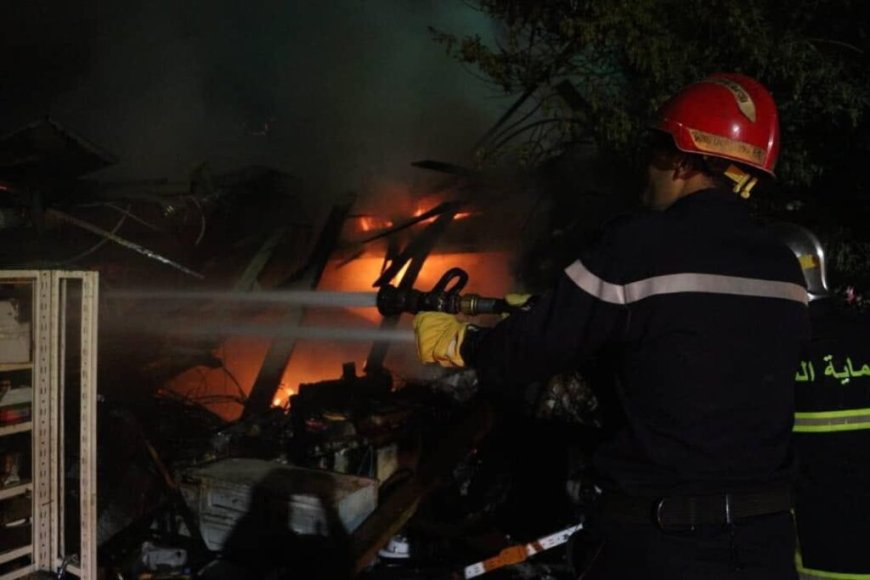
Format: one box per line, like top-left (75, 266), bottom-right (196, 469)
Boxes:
top-left (412, 203), bottom-right (474, 224)
top-left (272, 250), bottom-right (513, 408)
top-left (162, 250), bottom-right (514, 418)
top-left (161, 182), bottom-right (511, 420)
top-left (357, 216), bottom-right (394, 233)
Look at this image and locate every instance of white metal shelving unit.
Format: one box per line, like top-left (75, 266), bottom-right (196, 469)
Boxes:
top-left (0, 271), bottom-right (97, 579)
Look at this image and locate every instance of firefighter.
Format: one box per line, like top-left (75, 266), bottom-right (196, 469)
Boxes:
top-left (771, 222), bottom-right (870, 579)
top-left (414, 73), bottom-right (810, 579)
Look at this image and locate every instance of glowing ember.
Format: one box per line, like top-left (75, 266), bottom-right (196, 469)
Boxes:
top-left (411, 203), bottom-right (474, 224)
top-left (356, 215), bottom-right (394, 232)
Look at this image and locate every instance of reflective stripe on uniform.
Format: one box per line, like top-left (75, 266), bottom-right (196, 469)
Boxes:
top-left (564, 260), bottom-right (808, 305)
top-left (796, 552), bottom-right (870, 579)
top-left (793, 408), bottom-right (870, 433)
top-left (799, 570), bottom-right (870, 580)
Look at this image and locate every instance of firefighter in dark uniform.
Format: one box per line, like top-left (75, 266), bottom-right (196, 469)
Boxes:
top-left (772, 223), bottom-right (870, 580)
top-left (414, 73), bottom-right (810, 579)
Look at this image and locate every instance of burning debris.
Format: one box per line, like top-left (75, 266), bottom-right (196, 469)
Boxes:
top-left (1, 115), bottom-right (598, 580)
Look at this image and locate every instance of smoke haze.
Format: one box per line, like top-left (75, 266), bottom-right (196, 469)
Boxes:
top-left (1, 1), bottom-right (503, 193)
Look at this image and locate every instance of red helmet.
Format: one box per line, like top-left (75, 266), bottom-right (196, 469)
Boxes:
top-left (653, 73), bottom-right (780, 176)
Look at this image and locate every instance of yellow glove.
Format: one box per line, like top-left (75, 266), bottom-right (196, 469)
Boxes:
top-left (413, 312), bottom-right (469, 368)
top-left (505, 293), bottom-right (533, 307)
top-left (502, 293), bottom-right (534, 319)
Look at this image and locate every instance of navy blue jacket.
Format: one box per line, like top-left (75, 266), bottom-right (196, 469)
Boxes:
top-left (462, 188), bottom-right (810, 496)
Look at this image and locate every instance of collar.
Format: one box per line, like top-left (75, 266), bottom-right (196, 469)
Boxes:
top-left (666, 187), bottom-right (742, 212)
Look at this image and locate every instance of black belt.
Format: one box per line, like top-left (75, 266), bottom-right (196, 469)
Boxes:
top-left (600, 488), bottom-right (792, 531)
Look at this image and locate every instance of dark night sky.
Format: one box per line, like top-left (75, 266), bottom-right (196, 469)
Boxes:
top-left (0, 1), bottom-right (504, 194)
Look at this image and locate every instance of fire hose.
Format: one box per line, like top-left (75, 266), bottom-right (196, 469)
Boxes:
top-left (375, 267), bottom-right (518, 317)
top-left (112, 268), bottom-right (523, 340)
top-left (461, 522), bottom-right (583, 578)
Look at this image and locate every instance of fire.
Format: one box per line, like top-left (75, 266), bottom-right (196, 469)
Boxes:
top-left (356, 215), bottom-right (394, 233)
top-left (411, 202), bottom-right (474, 224)
top-left (272, 250), bottom-right (514, 408)
top-left (161, 249), bottom-right (514, 418)
top-left (162, 324), bottom-right (273, 421)
top-left (160, 184), bottom-right (514, 420)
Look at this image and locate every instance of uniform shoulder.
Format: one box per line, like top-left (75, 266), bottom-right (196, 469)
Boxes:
top-left (749, 226), bottom-right (807, 285)
top-left (584, 209), bottom-right (662, 247)
top-left (573, 210), bottom-right (662, 282)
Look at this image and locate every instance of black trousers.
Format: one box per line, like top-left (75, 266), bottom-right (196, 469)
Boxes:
top-left (578, 512), bottom-right (797, 580)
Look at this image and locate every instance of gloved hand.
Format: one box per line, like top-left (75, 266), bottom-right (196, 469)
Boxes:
top-left (504, 293), bottom-right (533, 308)
top-left (502, 293), bottom-right (536, 318)
top-left (413, 312), bottom-right (469, 367)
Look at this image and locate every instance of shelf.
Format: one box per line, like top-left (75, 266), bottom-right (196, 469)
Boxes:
top-left (0, 422), bottom-right (31, 437)
top-left (0, 271), bottom-right (98, 579)
top-left (0, 364), bottom-right (31, 373)
top-left (0, 544), bottom-right (31, 566)
top-left (63, 563), bottom-right (81, 577)
top-left (0, 388), bottom-right (32, 409)
top-left (0, 482), bottom-right (31, 502)
top-left (0, 565), bottom-right (35, 580)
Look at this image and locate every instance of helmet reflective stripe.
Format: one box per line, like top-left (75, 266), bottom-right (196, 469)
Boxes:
top-left (688, 128), bottom-right (767, 167)
top-left (701, 77), bottom-right (757, 122)
top-left (793, 408), bottom-right (870, 433)
top-left (565, 260), bottom-right (808, 305)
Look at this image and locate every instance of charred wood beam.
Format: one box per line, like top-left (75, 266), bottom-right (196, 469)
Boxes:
top-left (410, 160), bottom-right (478, 178)
top-left (233, 226), bottom-right (289, 292)
top-left (408, 159), bottom-right (481, 199)
top-left (358, 200), bottom-right (459, 245)
top-left (242, 193), bottom-right (356, 419)
top-left (365, 203), bottom-right (459, 371)
top-left (277, 193), bottom-right (356, 289)
top-left (371, 201), bottom-right (461, 288)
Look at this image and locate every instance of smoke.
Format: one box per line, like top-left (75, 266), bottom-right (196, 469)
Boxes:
top-left (0, 1), bottom-right (503, 195)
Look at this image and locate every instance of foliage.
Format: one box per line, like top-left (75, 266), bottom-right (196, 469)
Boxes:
top-left (431, 0), bottom-right (870, 191)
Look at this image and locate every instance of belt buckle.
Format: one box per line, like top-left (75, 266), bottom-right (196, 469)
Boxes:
top-left (654, 496), bottom-right (697, 532)
top-left (654, 497), bottom-right (673, 531)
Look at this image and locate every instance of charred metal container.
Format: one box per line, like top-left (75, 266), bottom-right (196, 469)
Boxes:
top-left (179, 457), bottom-right (377, 551)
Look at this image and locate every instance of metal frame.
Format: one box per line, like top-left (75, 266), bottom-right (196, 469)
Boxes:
top-left (0, 270), bottom-right (98, 579)
top-left (34, 271), bottom-right (53, 570)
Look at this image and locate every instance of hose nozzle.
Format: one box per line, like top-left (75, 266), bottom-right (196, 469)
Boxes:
top-left (376, 268), bottom-right (511, 317)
